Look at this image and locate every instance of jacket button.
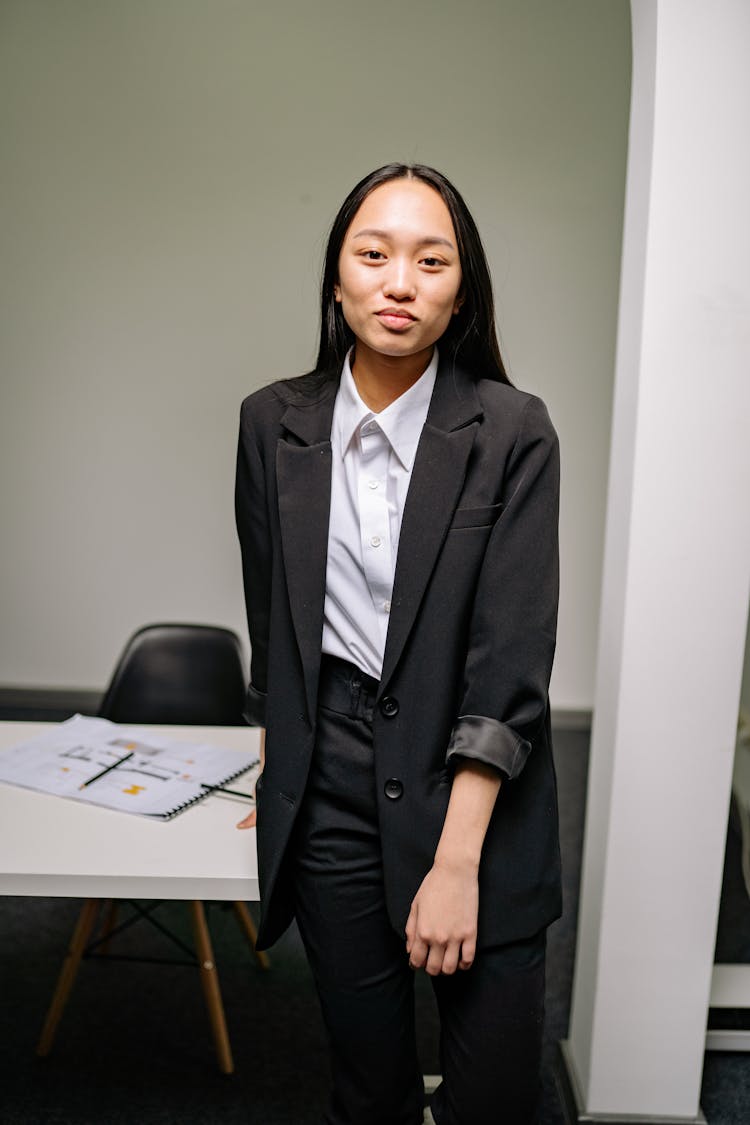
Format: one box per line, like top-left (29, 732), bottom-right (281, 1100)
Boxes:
top-left (380, 696), bottom-right (399, 718)
top-left (384, 778), bottom-right (403, 800)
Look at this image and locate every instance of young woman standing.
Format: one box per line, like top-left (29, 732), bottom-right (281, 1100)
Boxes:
top-left (235, 164), bottom-right (560, 1124)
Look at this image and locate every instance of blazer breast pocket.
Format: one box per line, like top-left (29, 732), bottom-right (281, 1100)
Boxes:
top-left (448, 502), bottom-right (503, 530)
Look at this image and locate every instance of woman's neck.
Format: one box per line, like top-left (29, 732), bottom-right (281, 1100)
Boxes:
top-left (350, 344), bottom-right (434, 413)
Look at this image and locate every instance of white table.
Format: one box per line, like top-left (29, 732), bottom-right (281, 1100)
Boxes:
top-left (0, 720), bottom-right (263, 1073)
top-left (0, 721), bottom-right (261, 900)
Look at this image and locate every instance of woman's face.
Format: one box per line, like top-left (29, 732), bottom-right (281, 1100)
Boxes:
top-left (334, 178), bottom-right (463, 366)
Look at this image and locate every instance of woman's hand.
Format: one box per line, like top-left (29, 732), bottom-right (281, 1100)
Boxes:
top-left (405, 758), bottom-right (502, 973)
top-left (236, 801), bottom-right (257, 830)
top-left (405, 857), bottom-right (479, 975)
top-left (236, 728), bottom-right (265, 830)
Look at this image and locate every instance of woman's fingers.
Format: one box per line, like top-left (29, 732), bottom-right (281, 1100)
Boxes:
top-left (408, 934), bottom-right (429, 969)
top-left (458, 935), bottom-right (476, 970)
top-left (425, 941), bottom-right (448, 976)
top-left (421, 937), bottom-right (464, 976)
top-left (407, 907), bottom-right (429, 969)
top-left (440, 941), bottom-right (461, 976)
top-left (405, 904), bottom-right (417, 954)
top-left (407, 906), bottom-right (468, 976)
top-left (409, 932), bottom-right (474, 975)
top-left (405, 863), bottom-right (478, 974)
top-left (236, 762), bottom-right (262, 828)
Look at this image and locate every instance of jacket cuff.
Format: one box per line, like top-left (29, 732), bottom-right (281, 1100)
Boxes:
top-left (446, 715), bottom-right (530, 780)
top-left (242, 683), bottom-right (267, 727)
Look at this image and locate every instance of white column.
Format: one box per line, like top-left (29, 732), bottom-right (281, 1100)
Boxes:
top-left (563, 0), bottom-right (750, 1119)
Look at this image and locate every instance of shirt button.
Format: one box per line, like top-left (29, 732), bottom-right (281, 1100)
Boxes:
top-left (368, 479), bottom-right (379, 490)
top-left (370, 535), bottom-right (382, 548)
top-left (383, 600), bottom-right (391, 613)
top-left (384, 778), bottom-right (403, 800)
top-left (380, 696), bottom-right (399, 718)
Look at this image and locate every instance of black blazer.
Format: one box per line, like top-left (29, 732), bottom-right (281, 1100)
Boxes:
top-left (235, 355), bottom-right (561, 950)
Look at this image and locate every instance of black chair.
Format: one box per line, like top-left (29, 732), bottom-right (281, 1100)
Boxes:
top-left (99, 623), bottom-right (247, 727)
top-left (37, 624), bottom-right (267, 1074)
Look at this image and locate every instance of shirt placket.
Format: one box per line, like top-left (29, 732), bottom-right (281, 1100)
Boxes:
top-left (357, 419), bottom-right (393, 643)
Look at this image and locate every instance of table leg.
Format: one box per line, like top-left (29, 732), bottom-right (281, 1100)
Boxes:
top-left (189, 900), bottom-right (234, 1074)
top-left (233, 901), bottom-right (270, 970)
top-left (37, 898), bottom-right (100, 1056)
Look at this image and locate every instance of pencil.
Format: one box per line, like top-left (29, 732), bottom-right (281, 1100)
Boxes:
top-left (78, 750), bottom-right (135, 790)
top-left (200, 782), bottom-right (256, 801)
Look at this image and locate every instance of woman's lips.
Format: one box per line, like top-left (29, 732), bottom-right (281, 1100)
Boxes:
top-left (376, 309), bottom-right (417, 330)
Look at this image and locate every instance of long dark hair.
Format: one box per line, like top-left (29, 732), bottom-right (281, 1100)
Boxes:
top-left (313, 163), bottom-right (509, 385)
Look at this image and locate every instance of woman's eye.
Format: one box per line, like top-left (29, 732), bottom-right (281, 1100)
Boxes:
top-left (362, 250), bottom-right (385, 261)
top-left (421, 257), bottom-right (444, 268)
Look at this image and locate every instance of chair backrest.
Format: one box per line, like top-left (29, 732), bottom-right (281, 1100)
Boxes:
top-left (99, 624), bottom-right (247, 726)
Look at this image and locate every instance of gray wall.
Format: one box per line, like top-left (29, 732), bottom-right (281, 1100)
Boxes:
top-left (0, 0), bottom-right (632, 709)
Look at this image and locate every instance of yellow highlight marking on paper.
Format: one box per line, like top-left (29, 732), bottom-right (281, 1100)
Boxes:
top-left (123, 742), bottom-right (137, 750)
top-left (123, 785), bottom-right (146, 796)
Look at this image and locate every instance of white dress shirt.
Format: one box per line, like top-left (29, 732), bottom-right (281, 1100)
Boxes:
top-left (321, 347), bottom-right (439, 680)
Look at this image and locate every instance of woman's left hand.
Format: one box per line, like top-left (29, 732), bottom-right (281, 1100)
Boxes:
top-left (236, 805), bottom-right (257, 829)
top-left (405, 858), bottom-right (479, 975)
top-left (236, 729), bottom-right (265, 830)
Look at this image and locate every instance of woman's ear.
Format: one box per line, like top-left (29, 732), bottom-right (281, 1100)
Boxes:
top-left (453, 291), bottom-right (465, 315)
top-left (334, 282), bottom-right (342, 303)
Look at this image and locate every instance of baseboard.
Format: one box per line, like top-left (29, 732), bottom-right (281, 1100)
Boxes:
top-left (551, 707), bottom-right (592, 732)
top-left (1, 688), bottom-right (593, 732)
top-left (555, 1041), bottom-right (707, 1125)
top-left (0, 686), bottom-right (102, 721)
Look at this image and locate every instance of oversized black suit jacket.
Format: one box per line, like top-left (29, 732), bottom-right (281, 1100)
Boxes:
top-left (235, 355), bottom-right (561, 951)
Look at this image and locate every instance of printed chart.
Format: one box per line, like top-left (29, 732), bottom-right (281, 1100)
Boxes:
top-left (0, 715), bottom-right (258, 818)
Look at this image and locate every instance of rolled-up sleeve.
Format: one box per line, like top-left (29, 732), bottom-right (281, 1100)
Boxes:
top-left (235, 399), bottom-right (272, 727)
top-left (445, 395), bottom-right (559, 779)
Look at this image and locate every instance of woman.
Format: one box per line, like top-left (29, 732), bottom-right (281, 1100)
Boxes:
top-left (235, 163), bottom-right (560, 1125)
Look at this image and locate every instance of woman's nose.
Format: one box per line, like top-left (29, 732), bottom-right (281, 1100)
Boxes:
top-left (383, 259), bottom-right (416, 301)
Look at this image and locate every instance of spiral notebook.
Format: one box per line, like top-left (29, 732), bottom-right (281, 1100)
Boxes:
top-left (0, 714), bottom-right (259, 820)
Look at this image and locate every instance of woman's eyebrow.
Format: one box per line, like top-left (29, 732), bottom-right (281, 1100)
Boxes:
top-left (350, 227), bottom-right (456, 251)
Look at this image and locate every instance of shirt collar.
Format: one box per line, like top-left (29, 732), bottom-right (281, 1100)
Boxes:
top-left (335, 347), bottom-right (439, 471)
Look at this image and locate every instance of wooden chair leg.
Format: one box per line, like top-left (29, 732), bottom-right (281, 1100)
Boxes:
top-left (37, 898), bottom-right (100, 1057)
top-left (189, 901), bottom-right (234, 1074)
top-left (233, 901), bottom-right (270, 970)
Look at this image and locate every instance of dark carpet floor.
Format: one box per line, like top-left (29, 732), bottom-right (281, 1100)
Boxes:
top-left (1, 724), bottom-right (748, 1123)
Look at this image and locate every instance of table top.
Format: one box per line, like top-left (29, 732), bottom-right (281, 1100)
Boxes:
top-left (0, 721), bottom-right (261, 900)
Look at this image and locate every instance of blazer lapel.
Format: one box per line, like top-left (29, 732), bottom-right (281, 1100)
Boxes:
top-left (276, 382), bottom-right (337, 723)
top-left (379, 360), bottom-right (483, 695)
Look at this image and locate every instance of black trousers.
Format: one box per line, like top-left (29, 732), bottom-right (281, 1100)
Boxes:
top-left (290, 656), bottom-right (546, 1125)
